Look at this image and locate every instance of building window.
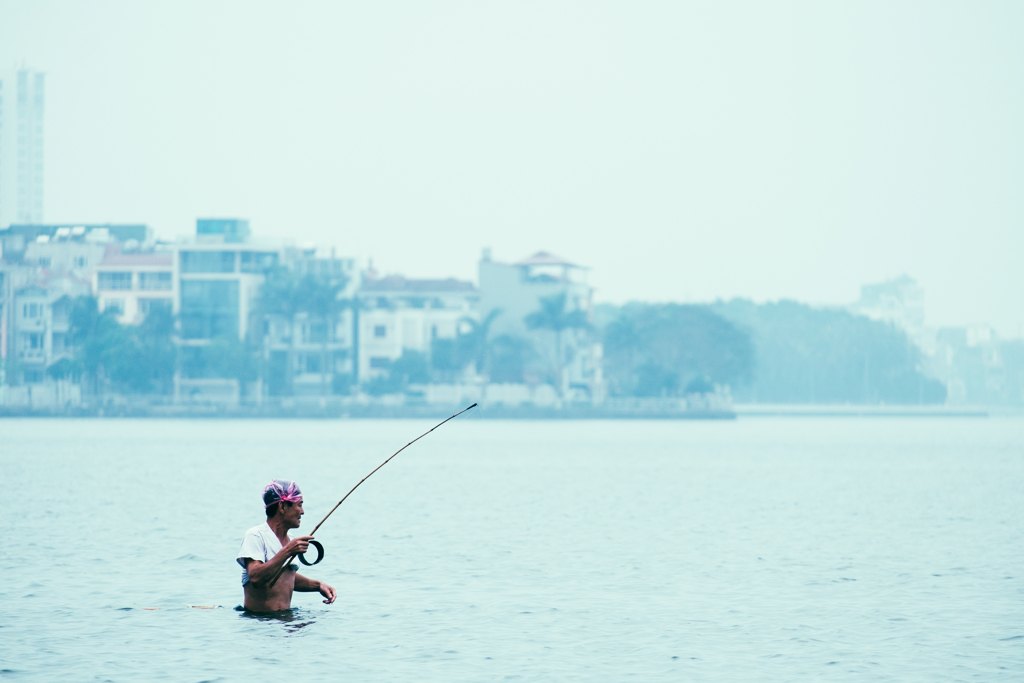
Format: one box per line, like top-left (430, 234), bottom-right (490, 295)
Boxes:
top-left (98, 271), bottom-right (133, 290)
top-left (374, 325), bottom-right (387, 338)
top-left (180, 280), bottom-right (239, 340)
top-left (139, 299), bottom-right (172, 317)
top-left (104, 299), bottom-right (125, 315)
top-left (369, 357), bottom-right (390, 369)
top-left (306, 322), bottom-right (328, 343)
top-left (180, 250), bottom-right (236, 274)
top-left (74, 256), bottom-right (87, 268)
top-left (304, 354), bottom-right (322, 373)
top-left (22, 302), bottom-right (41, 318)
top-left (139, 271), bottom-right (172, 290)
top-left (24, 370), bottom-right (43, 383)
top-left (240, 251), bottom-right (279, 273)
top-left (27, 332), bottom-right (42, 349)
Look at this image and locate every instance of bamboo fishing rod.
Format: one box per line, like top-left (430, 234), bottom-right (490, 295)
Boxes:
top-left (266, 403), bottom-right (478, 589)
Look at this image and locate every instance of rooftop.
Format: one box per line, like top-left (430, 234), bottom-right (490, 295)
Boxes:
top-left (513, 251), bottom-right (583, 268)
top-left (98, 245), bottom-right (173, 268)
top-left (360, 274), bottom-right (477, 294)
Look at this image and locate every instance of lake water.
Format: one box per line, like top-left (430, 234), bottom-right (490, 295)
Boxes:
top-left (1, 416), bottom-right (1022, 681)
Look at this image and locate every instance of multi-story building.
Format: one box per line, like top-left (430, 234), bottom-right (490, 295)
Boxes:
top-left (1, 224), bottom-right (152, 266)
top-left (9, 273), bottom-right (90, 384)
top-left (927, 324), bottom-right (1010, 405)
top-left (95, 245), bottom-right (174, 324)
top-left (264, 247), bottom-right (358, 396)
top-left (358, 274), bottom-right (478, 381)
top-left (196, 217), bottom-right (250, 244)
top-left (0, 223), bottom-right (151, 387)
top-left (853, 275), bottom-right (928, 350)
top-left (173, 223), bottom-right (279, 343)
top-left (479, 249), bottom-right (604, 400)
top-left (0, 68), bottom-right (45, 227)
top-left (171, 219), bottom-right (280, 403)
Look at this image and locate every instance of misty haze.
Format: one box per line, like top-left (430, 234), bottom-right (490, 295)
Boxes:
top-left (1, 2), bottom-right (1021, 681)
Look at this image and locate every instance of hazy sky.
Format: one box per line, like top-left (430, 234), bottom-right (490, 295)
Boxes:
top-left (2, 1), bottom-right (1022, 336)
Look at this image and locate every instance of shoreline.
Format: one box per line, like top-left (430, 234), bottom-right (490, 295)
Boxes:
top-left (0, 402), bottom-right (1013, 419)
top-left (0, 403), bottom-right (738, 420)
top-left (734, 404), bottom-right (994, 418)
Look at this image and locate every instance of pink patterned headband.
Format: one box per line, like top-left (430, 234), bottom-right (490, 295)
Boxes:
top-left (263, 479), bottom-right (303, 508)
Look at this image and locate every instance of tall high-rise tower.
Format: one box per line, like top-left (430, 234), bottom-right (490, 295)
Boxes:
top-left (0, 67), bottom-right (45, 227)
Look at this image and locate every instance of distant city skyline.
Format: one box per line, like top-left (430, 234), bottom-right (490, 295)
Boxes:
top-left (1, 1), bottom-right (1021, 337)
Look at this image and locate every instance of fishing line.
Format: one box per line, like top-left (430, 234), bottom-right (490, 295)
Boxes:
top-left (266, 403), bottom-right (478, 588)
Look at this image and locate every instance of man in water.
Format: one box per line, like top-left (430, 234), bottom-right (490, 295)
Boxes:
top-left (237, 480), bottom-right (337, 611)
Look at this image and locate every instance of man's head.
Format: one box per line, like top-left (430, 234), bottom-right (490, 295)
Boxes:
top-left (263, 479), bottom-right (304, 528)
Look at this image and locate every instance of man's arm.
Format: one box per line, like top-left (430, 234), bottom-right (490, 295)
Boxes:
top-left (295, 573), bottom-right (337, 604)
top-left (244, 536), bottom-right (313, 588)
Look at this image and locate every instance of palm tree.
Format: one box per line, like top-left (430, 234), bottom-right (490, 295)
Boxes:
top-left (296, 274), bottom-right (349, 395)
top-left (256, 267), bottom-right (304, 395)
top-left (457, 308), bottom-right (503, 377)
top-left (257, 268), bottom-right (348, 396)
top-left (524, 293), bottom-right (590, 394)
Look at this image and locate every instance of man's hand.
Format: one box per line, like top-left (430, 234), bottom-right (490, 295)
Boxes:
top-left (283, 536), bottom-right (314, 557)
top-left (319, 582), bottom-right (337, 604)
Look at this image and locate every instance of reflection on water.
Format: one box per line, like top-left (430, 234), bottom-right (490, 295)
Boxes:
top-left (236, 605), bottom-right (316, 634)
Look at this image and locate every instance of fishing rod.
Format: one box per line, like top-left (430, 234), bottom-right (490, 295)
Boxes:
top-left (266, 403), bottom-right (478, 589)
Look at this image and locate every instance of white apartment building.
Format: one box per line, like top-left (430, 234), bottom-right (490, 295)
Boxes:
top-left (24, 232), bottom-right (108, 276)
top-left (0, 68), bottom-right (45, 227)
top-left (95, 246), bottom-right (174, 324)
top-left (358, 275), bottom-right (479, 380)
top-left (479, 250), bottom-right (604, 400)
top-left (174, 242), bottom-right (279, 343)
top-left (10, 274), bottom-right (90, 383)
top-left (854, 275), bottom-right (926, 334)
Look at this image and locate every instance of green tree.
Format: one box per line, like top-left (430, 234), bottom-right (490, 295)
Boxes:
top-left (256, 267), bottom-right (303, 395)
top-left (181, 336), bottom-right (259, 389)
top-left (708, 299), bottom-right (945, 404)
top-left (256, 267), bottom-right (350, 396)
top-left (364, 350), bottom-right (430, 396)
top-left (602, 303), bottom-right (753, 397)
top-left (427, 310), bottom-right (503, 383)
top-left (136, 307), bottom-right (178, 394)
top-left (524, 293), bottom-right (590, 390)
top-left (295, 272), bottom-right (350, 395)
top-left (458, 309), bottom-right (503, 375)
top-left (69, 296), bottom-right (132, 394)
top-left (66, 296), bottom-right (178, 395)
top-left (428, 337), bottom-right (463, 382)
top-left (487, 334), bottom-right (538, 383)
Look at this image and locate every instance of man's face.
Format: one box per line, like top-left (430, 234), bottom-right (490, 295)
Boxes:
top-left (281, 499), bottom-right (304, 529)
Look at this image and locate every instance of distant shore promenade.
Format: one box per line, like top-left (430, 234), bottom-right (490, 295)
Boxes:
top-left (0, 396), bottom-right (736, 420)
top-left (735, 404), bottom-right (992, 418)
top-left (0, 397), bottom-right (1004, 419)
